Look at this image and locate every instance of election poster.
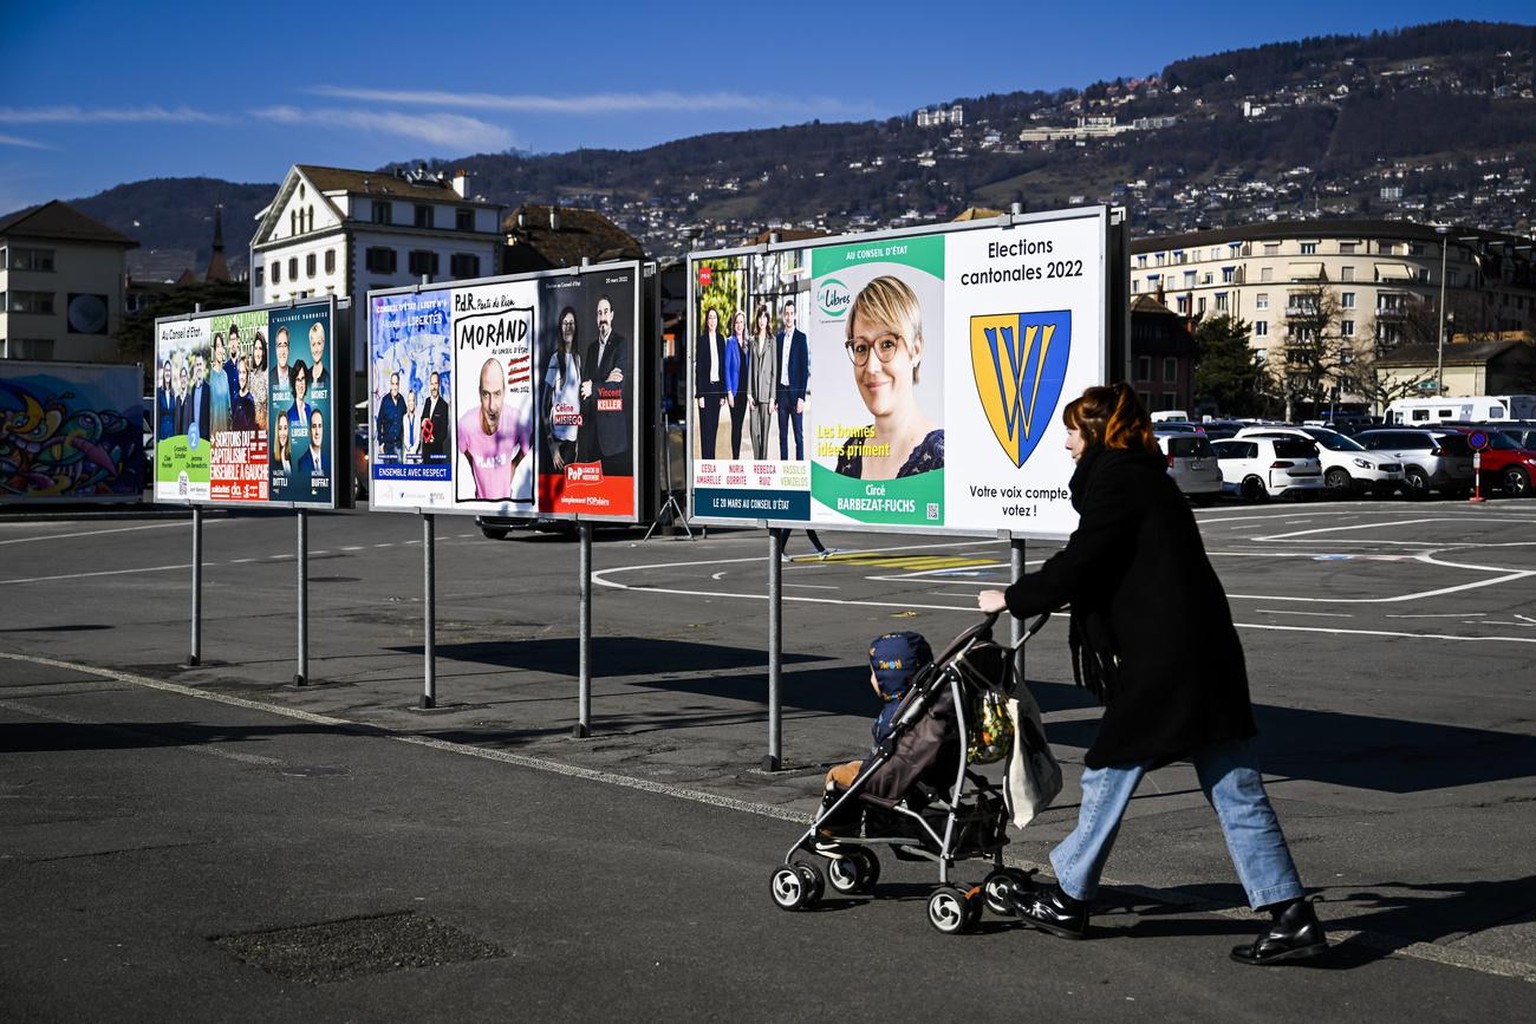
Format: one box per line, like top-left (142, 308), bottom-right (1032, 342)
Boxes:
top-left (267, 304), bottom-right (337, 507)
top-left (452, 279), bottom-right (537, 507)
top-left (687, 206), bottom-right (1114, 539)
top-left (368, 290), bottom-right (454, 507)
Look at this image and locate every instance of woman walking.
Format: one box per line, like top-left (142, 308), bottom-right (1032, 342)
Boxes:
top-left (977, 383), bottom-right (1326, 966)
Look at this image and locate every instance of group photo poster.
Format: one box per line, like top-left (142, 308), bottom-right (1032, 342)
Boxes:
top-left (266, 302), bottom-right (338, 507)
top-left (686, 208), bottom-right (1113, 538)
top-left (806, 233), bottom-right (947, 529)
top-left (153, 315), bottom-right (212, 501)
top-left (688, 253), bottom-right (813, 522)
top-left (366, 262), bottom-right (642, 520)
top-left (534, 264), bottom-right (640, 519)
top-left (368, 290), bottom-right (454, 507)
top-left (451, 279), bottom-right (538, 508)
top-left (206, 308), bottom-right (270, 502)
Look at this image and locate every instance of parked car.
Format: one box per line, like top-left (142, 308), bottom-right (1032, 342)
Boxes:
top-left (1155, 431), bottom-right (1222, 503)
top-left (1235, 425), bottom-right (1403, 496)
top-left (352, 426), bottom-right (369, 501)
top-left (1355, 428), bottom-right (1474, 499)
top-left (1210, 436), bottom-right (1324, 501)
top-left (1441, 425), bottom-right (1536, 498)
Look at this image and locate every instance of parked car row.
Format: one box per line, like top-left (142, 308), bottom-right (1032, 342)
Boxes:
top-left (1156, 421), bottom-right (1536, 503)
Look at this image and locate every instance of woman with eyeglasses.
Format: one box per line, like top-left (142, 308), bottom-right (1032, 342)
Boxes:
top-left (835, 275), bottom-right (943, 480)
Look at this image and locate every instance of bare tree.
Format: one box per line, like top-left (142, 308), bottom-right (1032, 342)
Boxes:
top-left (1272, 283), bottom-right (1352, 421)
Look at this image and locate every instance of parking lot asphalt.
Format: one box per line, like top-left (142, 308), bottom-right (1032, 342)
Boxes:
top-left (4, 495), bottom-right (1536, 1008)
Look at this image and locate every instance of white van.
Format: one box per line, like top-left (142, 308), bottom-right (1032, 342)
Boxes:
top-left (1149, 409), bottom-right (1190, 423)
top-left (1387, 395), bottom-right (1536, 425)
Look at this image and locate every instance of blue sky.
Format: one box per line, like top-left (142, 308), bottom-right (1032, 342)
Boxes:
top-left (1, 0), bottom-right (1532, 215)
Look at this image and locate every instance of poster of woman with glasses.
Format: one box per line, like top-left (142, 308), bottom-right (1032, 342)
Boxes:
top-left (807, 234), bottom-right (946, 527)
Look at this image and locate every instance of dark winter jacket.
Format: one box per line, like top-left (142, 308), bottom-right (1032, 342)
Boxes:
top-left (1002, 444), bottom-right (1256, 769)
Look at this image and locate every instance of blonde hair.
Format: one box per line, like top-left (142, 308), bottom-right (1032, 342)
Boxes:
top-left (845, 275), bottom-right (923, 382)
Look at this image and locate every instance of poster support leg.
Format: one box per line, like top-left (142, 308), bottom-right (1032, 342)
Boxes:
top-left (1010, 538), bottom-right (1027, 684)
top-left (189, 505), bottom-right (203, 667)
top-left (765, 528), bottom-right (784, 771)
top-left (422, 512), bottom-right (436, 709)
top-left (294, 510), bottom-right (309, 686)
top-left (575, 522), bottom-right (592, 737)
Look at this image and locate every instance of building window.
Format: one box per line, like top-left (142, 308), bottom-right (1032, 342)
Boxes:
top-left (1136, 254), bottom-right (1147, 268)
top-left (254, 266), bottom-right (264, 288)
top-left (290, 211), bottom-right (297, 235)
top-left (1183, 270), bottom-right (1196, 287)
top-left (1299, 241), bottom-right (1318, 255)
top-left (1341, 292), bottom-right (1356, 309)
top-left (1136, 356), bottom-right (1151, 381)
top-left (1197, 297), bottom-right (1206, 315)
top-left (408, 250), bottom-right (440, 277)
top-left (6, 338), bottom-right (54, 359)
top-left (415, 204), bottom-right (434, 228)
top-left (1176, 295), bottom-right (1189, 315)
top-left (450, 253), bottom-right (481, 279)
top-left (1260, 267), bottom-right (1274, 283)
top-left (365, 247), bottom-right (397, 274)
top-left (1339, 242), bottom-right (1357, 254)
top-left (1137, 390), bottom-right (1153, 409)
top-left (1341, 320), bottom-right (1355, 337)
top-left (1254, 321), bottom-right (1268, 337)
top-left (1161, 393), bottom-right (1180, 411)
top-left (1221, 266), bottom-right (1236, 283)
top-left (271, 262), bottom-right (281, 284)
top-left (1407, 242), bottom-right (1424, 256)
top-left (1255, 293), bottom-right (1269, 310)
top-left (456, 207), bottom-right (475, 232)
top-left (1162, 357), bottom-right (1178, 383)
top-left (372, 201), bottom-right (392, 225)
top-left (288, 257), bottom-right (298, 280)
top-left (5, 290), bottom-right (55, 314)
top-left (1155, 253), bottom-right (1166, 266)
top-left (1214, 292), bottom-right (1229, 312)
top-left (1340, 266), bottom-right (1354, 282)
top-left (324, 249), bottom-right (336, 274)
top-left (4, 246), bottom-right (56, 271)
top-left (306, 253), bottom-right (316, 278)
top-left (1263, 243), bottom-right (1280, 255)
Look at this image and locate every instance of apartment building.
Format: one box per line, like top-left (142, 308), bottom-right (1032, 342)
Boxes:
top-left (1130, 218), bottom-right (1536, 364)
top-left (249, 165), bottom-right (505, 371)
top-left (0, 201), bottom-right (137, 362)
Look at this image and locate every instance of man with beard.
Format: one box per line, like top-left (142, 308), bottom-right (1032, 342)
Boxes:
top-left (578, 294), bottom-right (631, 476)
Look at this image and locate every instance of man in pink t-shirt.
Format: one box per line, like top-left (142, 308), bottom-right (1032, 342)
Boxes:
top-left (458, 357), bottom-right (529, 500)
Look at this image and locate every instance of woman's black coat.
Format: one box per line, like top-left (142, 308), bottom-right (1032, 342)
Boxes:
top-left (1002, 445), bottom-right (1255, 769)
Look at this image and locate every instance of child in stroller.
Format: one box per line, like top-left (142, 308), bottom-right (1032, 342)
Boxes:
top-left (821, 631), bottom-right (934, 794)
top-left (771, 613), bottom-right (1049, 933)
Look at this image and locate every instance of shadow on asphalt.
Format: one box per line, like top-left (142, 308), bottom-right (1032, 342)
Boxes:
top-left (389, 636), bottom-right (833, 678)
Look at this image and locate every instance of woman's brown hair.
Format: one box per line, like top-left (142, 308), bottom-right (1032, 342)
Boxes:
top-left (1061, 383), bottom-right (1156, 452)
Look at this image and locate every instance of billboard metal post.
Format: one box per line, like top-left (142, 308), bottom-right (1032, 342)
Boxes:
top-left (765, 528), bottom-right (784, 771)
top-left (189, 506), bottom-right (203, 667)
top-left (1010, 537), bottom-right (1027, 681)
top-left (422, 512), bottom-right (437, 709)
top-left (575, 522), bottom-right (592, 737)
top-left (295, 511), bottom-right (309, 686)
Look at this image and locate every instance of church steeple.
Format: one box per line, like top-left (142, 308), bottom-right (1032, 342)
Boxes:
top-left (204, 204), bottom-right (231, 283)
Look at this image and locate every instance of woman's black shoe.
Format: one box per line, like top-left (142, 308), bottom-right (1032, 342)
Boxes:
top-left (1231, 900), bottom-right (1328, 965)
top-left (1011, 884), bottom-right (1089, 940)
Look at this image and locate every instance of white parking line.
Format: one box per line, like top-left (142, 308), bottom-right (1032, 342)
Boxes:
top-left (0, 521), bottom-right (195, 545)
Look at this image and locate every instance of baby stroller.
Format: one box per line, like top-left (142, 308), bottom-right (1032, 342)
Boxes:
top-left (770, 611), bottom-right (1051, 934)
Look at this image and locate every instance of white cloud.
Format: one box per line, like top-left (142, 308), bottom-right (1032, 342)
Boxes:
top-left (0, 105), bottom-right (224, 124)
top-left (251, 107), bottom-right (515, 151)
top-left (307, 86), bottom-right (868, 118)
top-left (0, 133), bottom-right (50, 149)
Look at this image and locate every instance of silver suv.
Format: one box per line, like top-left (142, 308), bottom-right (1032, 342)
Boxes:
top-left (1356, 428), bottom-right (1475, 498)
top-left (1155, 431), bottom-right (1222, 504)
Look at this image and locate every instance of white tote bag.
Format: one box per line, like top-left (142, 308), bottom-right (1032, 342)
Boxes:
top-left (1004, 689), bottom-right (1063, 828)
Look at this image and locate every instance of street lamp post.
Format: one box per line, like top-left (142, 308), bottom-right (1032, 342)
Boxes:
top-left (1436, 225), bottom-right (1450, 396)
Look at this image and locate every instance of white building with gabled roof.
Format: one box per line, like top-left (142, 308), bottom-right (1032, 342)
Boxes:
top-left (249, 164), bottom-right (505, 372)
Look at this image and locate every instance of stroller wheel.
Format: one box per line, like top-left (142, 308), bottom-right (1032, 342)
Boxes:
top-left (795, 863), bottom-right (825, 906)
top-left (826, 848), bottom-right (881, 895)
top-left (983, 868), bottom-right (1035, 917)
top-left (770, 864), bottom-right (818, 910)
top-left (927, 886), bottom-right (979, 935)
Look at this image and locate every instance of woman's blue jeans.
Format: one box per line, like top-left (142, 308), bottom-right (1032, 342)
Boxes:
top-left (1049, 737), bottom-right (1304, 910)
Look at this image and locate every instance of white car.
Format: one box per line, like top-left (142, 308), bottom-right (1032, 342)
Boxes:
top-left (1235, 426), bottom-right (1404, 496)
top-left (1155, 431), bottom-right (1222, 503)
top-left (1210, 436), bottom-right (1324, 501)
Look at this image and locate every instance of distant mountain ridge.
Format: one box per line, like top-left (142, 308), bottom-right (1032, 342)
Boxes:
top-left (61, 19), bottom-right (1536, 279)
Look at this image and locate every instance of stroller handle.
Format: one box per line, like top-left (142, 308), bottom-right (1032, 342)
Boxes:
top-left (1009, 611), bottom-right (1052, 651)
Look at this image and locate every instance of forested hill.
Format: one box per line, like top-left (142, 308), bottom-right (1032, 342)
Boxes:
top-left (65, 19), bottom-right (1536, 278)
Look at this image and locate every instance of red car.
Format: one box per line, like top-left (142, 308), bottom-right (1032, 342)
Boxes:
top-left (1449, 426), bottom-right (1536, 498)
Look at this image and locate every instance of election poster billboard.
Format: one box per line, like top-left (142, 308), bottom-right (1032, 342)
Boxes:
top-left (366, 261), bottom-right (641, 521)
top-left (152, 297), bottom-right (339, 507)
top-left (0, 360), bottom-right (146, 503)
top-left (686, 206), bottom-right (1115, 539)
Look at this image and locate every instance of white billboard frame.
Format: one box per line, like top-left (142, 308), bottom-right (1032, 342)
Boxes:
top-left (685, 206), bottom-right (1118, 540)
top-left (365, 260), bottom-right (644, 522)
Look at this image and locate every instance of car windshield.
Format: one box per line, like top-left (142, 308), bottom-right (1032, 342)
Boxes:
top-left (1483, 431), bottom-right (1519, 451)
top-left (1302, 427), bottom-right (1364, 452)
top-left (1434, 434), bottom-right (1473, 456)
